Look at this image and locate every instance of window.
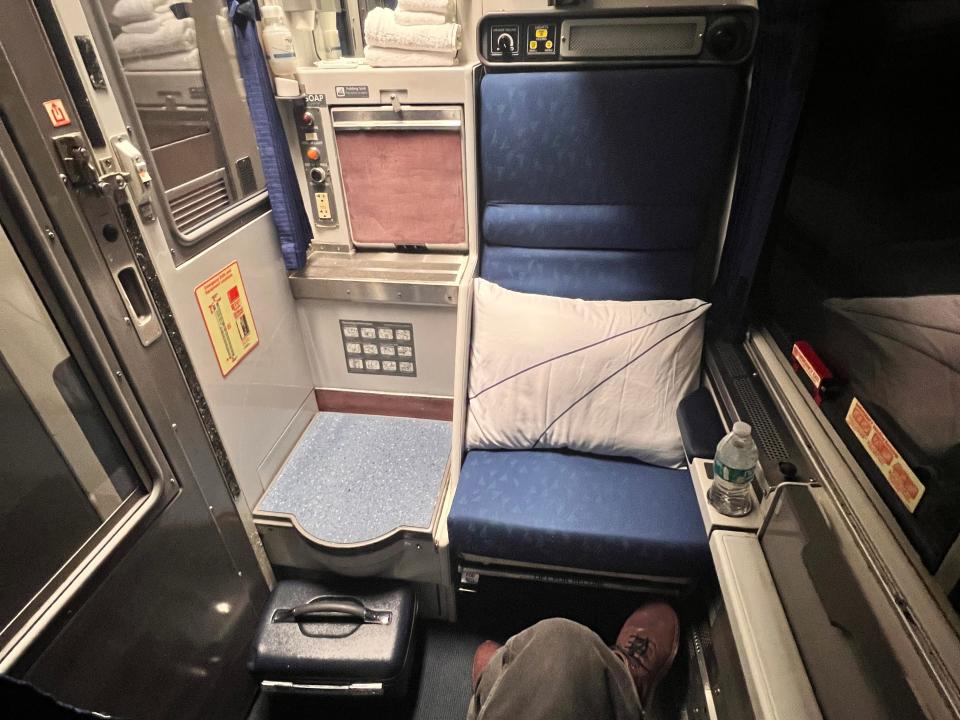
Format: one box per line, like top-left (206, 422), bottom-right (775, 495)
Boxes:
top-left (96, 0), bottom-right (265, 241)
top-left (755, 1), bottom-right (960, 591)
top-left (0, 230), bottom-right (145, 636)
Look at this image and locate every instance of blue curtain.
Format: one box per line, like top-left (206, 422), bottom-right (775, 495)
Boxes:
top-left (710, 0), bottom-right (826, 338)
top-left (227, 0), bottom-right (312, 270)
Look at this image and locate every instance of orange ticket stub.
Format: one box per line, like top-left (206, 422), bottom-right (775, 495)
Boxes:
top-left (845, 397), bottom-right (925, 513)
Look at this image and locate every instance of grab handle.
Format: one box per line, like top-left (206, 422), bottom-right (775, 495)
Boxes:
top-left (272, 596), bottom-right (391, 625)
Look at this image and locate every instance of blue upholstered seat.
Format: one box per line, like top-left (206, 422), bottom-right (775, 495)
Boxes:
top-left (448, 450), bottom-right (709, 577)
top-left (449, 67), bottom-right (744, 580)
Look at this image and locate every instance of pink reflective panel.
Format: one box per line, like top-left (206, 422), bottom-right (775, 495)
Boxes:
top-left (335, 130), bottom-right (465, 246)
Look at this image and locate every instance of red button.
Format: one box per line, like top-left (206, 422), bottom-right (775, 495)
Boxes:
top-left (305, 147), bottom-right (321, 161)
top-left (302, 112), bottom-right (314, 126)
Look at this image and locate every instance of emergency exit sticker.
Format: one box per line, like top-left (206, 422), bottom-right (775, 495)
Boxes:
top-left (42, 99), bottom-right (71, 127)
top-left (195, 261), bottom-right (259, 376)
top-left (846, 397), bottom-right (925, 513)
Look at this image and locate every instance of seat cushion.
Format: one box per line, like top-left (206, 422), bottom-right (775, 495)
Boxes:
top-left (448, 450), bottom-right (709, 578)
top-left (480, 245), bottom-right (698, 301)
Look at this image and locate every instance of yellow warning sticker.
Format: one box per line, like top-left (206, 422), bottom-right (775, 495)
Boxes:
top-left (315, 192), bottom-right (331, 220)
top-left (846, 397), bottom-right (925, 513)
top-left (195, 261), bottom-right (259, 377)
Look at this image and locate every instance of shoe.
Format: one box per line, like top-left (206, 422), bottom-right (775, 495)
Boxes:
top-left (612, 602), bottom-right (680, 708)
top-left (471, 640), bottom-right (502, 690)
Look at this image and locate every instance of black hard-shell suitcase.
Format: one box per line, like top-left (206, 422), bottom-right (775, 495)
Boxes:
top-left (249, 579), bottom-right (417, 697)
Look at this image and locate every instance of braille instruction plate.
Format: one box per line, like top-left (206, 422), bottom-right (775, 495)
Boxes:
top-left (341, 320), bottom-right (416, 376)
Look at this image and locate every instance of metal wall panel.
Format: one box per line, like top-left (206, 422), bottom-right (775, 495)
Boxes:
top-left (56, 0), bottom-right (315, 509)
top-left (159, 212), bottom-right (316, 504)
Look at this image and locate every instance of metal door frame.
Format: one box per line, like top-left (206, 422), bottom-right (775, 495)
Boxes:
top-left (0, 0), bottom-right (270, 674)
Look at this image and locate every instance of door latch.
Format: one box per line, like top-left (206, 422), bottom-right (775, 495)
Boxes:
top-left (53, 132), bottom-right (129, 195)
top-left (54, 132), bottom-right (100, 188)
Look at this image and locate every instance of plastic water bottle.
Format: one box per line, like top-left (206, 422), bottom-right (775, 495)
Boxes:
top-left (708, 421), bottom-right (758, 517)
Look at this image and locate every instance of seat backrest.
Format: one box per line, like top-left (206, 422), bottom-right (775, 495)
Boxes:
top-left (479, 67), bottom-right (745, 301)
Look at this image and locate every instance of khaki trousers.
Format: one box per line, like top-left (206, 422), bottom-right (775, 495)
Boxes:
top-left (467, 618), bottom-right (643, 720)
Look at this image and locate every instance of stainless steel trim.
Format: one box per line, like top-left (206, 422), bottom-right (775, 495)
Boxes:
top-left (458, 554), bottom-right (691, 588)
top-left (331, 105), bottom-right (462, 129)
top-left (333, 120), bottom-right (462, 131)
top-left (261, 680), bottom-right (384, 696)
top-left (289, 251), bottom-right (467, 306)
top-left (290, 278), bottom-right (459, 306)
top-left (560, 16), bottom-right (706, 59)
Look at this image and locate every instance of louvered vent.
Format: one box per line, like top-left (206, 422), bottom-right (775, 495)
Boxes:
top-left (168, 171), bottom-right (230, 233)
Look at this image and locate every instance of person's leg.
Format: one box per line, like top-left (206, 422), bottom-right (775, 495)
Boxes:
top-left (466, 617), bottom-right (642, 720)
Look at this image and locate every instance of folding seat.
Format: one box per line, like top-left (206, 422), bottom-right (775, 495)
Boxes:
top-left (448, 68), bottom-right (745, 587)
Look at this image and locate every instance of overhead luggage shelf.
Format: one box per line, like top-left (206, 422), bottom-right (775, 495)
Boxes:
top-left (255, 411), bottom-right (451, 549)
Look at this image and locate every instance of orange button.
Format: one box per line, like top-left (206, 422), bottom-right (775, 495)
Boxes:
top-left (305, 147), bottom-right (321, 161)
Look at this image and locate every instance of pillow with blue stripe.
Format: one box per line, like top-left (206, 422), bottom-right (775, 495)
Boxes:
top-left (465, 279), bottom-right (710, 469)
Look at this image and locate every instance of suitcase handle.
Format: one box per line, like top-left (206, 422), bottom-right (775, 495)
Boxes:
top-left (272, 596), bottom-right (392, 626)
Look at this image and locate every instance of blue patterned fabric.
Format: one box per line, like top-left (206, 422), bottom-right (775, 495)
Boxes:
top-left (479, 68), bottom-right (742, 301)
top-left (480, 246), bottom-right (696, 301)
top-left (483, 203), bottom-right (704, 251)
top-left (481, 69), bottom-right (740, 209)
top-left (451, 68), bottom-right (737, 579)
top-left (449, 450), bottom-right (709, 577)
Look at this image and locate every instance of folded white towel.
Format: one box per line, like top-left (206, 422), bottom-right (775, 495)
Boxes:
top-left (112, 0), bottom-right (164, 24)
top-left (114, 19), bottom-right (197, 59)
top-left (364, 8), bottom-right (460, 54)
top-left (122, 48), bottom-right (201, 70)
top-left (395, 10), bottom-right (447, 26)
top-left (364, 45), bottom-right (457, 67)
top-left (121, 9), bottom-right (179, 34)
top-left (396, 0), bottom-right (451, 15)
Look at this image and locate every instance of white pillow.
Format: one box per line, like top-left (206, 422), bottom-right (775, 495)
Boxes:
top-left (465, 279), bottom-right (710, 468)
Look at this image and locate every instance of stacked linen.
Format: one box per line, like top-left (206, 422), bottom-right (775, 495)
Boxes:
top-left (363, 1), bottom-right (460, 68)
top-left (112, 0), bottom-right (200, 71)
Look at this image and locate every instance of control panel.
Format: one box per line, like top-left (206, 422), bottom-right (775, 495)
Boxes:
top-left (479, 9), bottom-right (755, 66)
top-left (486, 20), bottom-right (557, 61)
top-left (340, 320), bottom-right (418, 377)
top-left (293, 94), bottom-right (338, 229)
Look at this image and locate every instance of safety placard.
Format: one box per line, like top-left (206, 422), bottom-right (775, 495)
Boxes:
top-left (43, 99), bottom-right (71, 127)
top-left (195, 261), bottom-right (259, 377)
top-left (846, 397), bottom-right (925, 513)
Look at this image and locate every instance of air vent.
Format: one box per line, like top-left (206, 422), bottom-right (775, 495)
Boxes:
top-left (732, 376), bottom-right (791, 463)
top-left (168, 170), bottom-right (230, 233)
top-left (561, 16), bottom-right (706, 58)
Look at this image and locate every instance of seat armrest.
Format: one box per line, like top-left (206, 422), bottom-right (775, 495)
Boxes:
top-left (677, 387), bottom-right (726, 460)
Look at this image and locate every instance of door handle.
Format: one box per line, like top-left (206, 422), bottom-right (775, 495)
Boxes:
top-left (115, 264), bottom-right (162, 347)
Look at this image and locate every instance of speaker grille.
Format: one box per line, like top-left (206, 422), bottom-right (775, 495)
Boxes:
top-left (561, 17), bottom-right (705, 59)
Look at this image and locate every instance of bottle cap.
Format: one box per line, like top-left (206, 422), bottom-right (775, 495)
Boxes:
top-left (733, 421), bottom-right (752, 437)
